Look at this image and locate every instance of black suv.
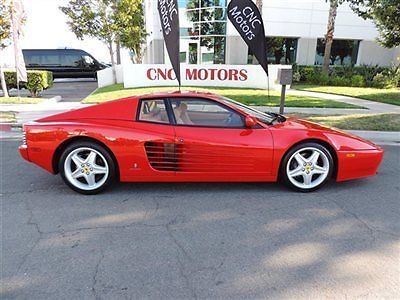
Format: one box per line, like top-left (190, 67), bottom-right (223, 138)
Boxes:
top-left (22, 49), bottom-right (108, 79)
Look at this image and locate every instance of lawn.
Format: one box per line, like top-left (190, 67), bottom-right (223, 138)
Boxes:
top-left (289, 113), bottom-right (400, 131)
top-left (82, 84), bottom-right (363, 109)
top-left (294, 85), bottom-right (400, 106)
top-left (0, 111), bottom-right (16, 123)
top-left (0, 96), bottom-right (43, 104)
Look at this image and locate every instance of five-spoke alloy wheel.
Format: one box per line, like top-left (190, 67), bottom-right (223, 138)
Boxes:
top-left (60, 141), bottom-right (116, 194)
top-left (281, 142), bottom-right (333, 192)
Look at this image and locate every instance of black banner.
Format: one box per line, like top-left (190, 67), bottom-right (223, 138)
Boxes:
top-left (157, 0), bottom-right (181, 85)
top-left (227, 0), bottom-right (268, 76)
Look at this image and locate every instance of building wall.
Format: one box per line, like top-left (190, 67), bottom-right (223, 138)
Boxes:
top-left (357, 41), bottom-right (399, 66)
top-left (144, 0), bottom-right (399, 67)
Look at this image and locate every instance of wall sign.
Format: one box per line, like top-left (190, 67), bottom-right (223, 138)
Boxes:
top-left (122, 64), bottom-right (291, 90)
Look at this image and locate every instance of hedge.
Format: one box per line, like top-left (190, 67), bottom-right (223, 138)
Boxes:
top-left (4, 70), bottom-right (54, 97)
top-left (292, 64), bottom-right (400, 88)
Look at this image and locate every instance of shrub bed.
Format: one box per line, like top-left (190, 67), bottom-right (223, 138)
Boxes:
top-left (4, 70), bottom-right (54, 97)
top-left (292, 64), bottom-right (400, 88)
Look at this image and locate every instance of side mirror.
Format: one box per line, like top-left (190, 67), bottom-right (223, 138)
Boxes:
top-left (245, 115), bottom-right (257, 128)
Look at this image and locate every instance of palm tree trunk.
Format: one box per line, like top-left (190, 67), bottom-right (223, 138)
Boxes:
top-left (256, 0), bottom-right (263, 12)
top-left (108, 41), bottom-right (117, 84)
top-left (0, 65), bottom-right (9, 97)
top-left (322, 0), bottom-right (338, 74)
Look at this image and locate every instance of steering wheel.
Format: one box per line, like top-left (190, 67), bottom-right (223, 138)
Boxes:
top-left (225, 112), bottom-right (234, 125)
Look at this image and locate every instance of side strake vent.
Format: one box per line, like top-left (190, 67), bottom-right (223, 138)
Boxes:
top-left (144, 142), bottom-right (180, 171)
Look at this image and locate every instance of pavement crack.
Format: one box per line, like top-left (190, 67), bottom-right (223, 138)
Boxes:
top-left (325, 195), bottom-right (400, 240)
top-left (16, 203), bottom-right (44, 274)
top-left (165, 217), bottom-right (192, 261)
top-left (91, 251), bottom-right (105, 300)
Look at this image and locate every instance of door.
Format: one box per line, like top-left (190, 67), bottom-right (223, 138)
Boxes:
top-left (128, 98), bottom-right (177, 181)
top-left (169, 97), bottom-right (274, 181)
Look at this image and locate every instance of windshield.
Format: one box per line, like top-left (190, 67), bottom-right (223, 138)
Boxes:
top-left (218, 95), bottom-right (276, 124)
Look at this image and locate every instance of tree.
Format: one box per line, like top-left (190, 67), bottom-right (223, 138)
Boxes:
top-left (322, 0), bottom-right (339, 74)
top-left (112, 0), bottom-right (146, 63)
top-left (349, 0), bottom-right (400, 48)
top-left (60, 0), bottom-right (121, 82)
top-left (0, 0), bottom-right (12, 97)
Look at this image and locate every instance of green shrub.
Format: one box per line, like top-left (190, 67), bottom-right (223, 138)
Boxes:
top-left (329, 76), bottom-right (350, 86)
top-left (372, 73), bottom-right (393, 88)
top-left (296, 64), bottom-right (396, 88)
top-left (292, 71), bottom-right (301, 83)
top-left (351, 74), bottom-right (365, 87)
top-left (4, 70), bottom-right (53, 97)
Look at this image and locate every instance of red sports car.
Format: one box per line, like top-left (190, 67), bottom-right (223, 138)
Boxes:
top-left (19, 91), bottom-right (384, 194)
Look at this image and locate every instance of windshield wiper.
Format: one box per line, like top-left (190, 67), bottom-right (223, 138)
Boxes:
top-left (268, 112), bottom-right (286, 124)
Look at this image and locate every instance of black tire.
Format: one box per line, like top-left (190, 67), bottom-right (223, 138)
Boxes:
top-left (280, 142), bottom-right (334, 192)
top-left (59, 141), bottom-right (116, 194)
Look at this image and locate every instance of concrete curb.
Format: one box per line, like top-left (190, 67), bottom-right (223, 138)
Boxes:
top-left (0, 95), bottom-right (62, 110)
top-left (348, 130), bottom-right (400, 145)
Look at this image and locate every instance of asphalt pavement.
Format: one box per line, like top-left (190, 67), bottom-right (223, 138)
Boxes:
top-left (1, 140), bottom-right (399, 299)
top-left (5, 79), bottom-right (98, 102)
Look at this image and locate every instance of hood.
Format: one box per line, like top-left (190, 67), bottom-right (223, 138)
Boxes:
top-left (275, 117), bottom-right (379, 150)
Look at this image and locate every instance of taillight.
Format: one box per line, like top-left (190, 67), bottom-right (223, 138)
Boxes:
top-left (22, 128), bottom-right (27, 145)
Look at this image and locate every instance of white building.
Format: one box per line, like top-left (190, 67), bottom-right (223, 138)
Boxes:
top-left (143, 0), bottom-right (400, 67)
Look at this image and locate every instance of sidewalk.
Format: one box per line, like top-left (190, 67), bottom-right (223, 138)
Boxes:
top-left (287, 89), bottom-right (400, 114)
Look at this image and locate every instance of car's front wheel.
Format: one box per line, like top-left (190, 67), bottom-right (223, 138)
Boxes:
top-left (59, 141), bottom-right (116, 194)
top-left (281, 142), bottom-right (333, 192)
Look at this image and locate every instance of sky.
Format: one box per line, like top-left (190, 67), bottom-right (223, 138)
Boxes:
top-left (1, 0), bottom-right (129, 66)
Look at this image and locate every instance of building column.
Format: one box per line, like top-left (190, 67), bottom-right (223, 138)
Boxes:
top-left (225, 36), bottom-right (248, 65)
top-left (296, 38), bottom-right (317, 65)
top-left (143, 39), bottom-right (165, 64)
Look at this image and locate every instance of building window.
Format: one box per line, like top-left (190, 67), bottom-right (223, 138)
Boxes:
top-left (315, 39), bottom-right (360, 65)
top-left (248, 37), bottom-right (298, 65)
top-left (178, 0), bottom-right (227, 64)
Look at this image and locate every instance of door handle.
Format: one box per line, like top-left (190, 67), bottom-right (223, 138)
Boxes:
top-left (177, 138), bottom-right (184, 143)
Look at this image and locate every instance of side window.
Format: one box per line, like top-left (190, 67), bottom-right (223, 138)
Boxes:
top-left (83, 55), bottom-right (95, 66)
top-left (170, 98), bottom-right (245, 128)
top-left (60, 54), bottom-right (82, 67)
top-left (138, 99), bottom-right (170, 124)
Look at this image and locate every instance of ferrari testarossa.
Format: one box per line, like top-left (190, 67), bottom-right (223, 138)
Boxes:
top-left (19, 91), bottom-right (384, 194)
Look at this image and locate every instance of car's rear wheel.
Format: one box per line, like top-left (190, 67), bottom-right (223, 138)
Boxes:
top-left (281, 142), bottom-right (333, 192)
top-left (59, 141), bottom-right (115, 194)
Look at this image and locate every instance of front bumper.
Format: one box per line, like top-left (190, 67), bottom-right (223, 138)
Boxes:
top-left (336, 147), bottom-right (384, 182)
top-left (19, 145), bottom-right (30, 162)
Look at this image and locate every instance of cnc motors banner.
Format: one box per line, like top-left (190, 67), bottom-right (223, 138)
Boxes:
top-left (157, 0), bottom-right (181, 85)
top-left (227, 0), bottom-right (268, 76)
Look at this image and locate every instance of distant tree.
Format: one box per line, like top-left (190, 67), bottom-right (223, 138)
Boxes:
top-left (0, 0), bottom-right (12, 49)
top-left (112, 0), bottom-right (147, 63)
top-left (349, 0), bottom-right (400, 48)
top-left (0, 0), bottom-right (12, 96)
top-left (60, 0), bottom-right (120, 82)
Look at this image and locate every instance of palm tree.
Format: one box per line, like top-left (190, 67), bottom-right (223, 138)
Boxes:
top-left (322, 0), bottom-right (339, 74)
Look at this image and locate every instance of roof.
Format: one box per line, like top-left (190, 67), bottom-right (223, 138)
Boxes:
top-left (138, 90), bottom-right (219, 99)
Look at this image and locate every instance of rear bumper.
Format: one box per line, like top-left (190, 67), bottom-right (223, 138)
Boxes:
top-left (19, 145), bottom-right (30, 162)
top-left (336, 147), bottom-right (384, 182)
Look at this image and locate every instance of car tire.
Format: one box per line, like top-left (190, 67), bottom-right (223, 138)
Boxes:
top-left (280, 142), bottom-right (334, 192)
top-left (59, 141), bottom-right (116, 194)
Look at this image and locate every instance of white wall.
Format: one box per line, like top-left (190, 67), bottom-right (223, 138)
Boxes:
top-left (357, 41), bottom-right (400, 66)
top-left (225, 0), bottom-right (378, 41)
top-left (97, 65), bottom-right (124, 88)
